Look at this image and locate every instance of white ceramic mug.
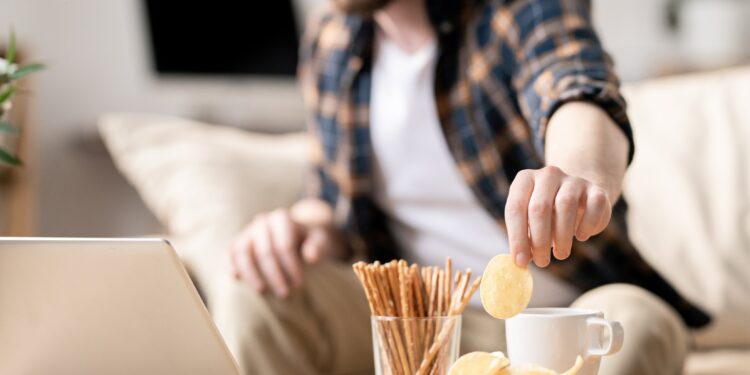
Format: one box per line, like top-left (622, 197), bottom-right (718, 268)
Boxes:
top-left (505, 308), bottom-right (624, 375)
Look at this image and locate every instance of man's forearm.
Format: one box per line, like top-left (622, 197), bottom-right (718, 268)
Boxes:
top-left (544, 102), bottom-right (630, 201)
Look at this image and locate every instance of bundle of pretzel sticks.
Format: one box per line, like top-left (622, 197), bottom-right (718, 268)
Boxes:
top-left (352, 258), bottom-right (481, 375)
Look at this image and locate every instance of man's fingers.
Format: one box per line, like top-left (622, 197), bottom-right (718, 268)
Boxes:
top-left (301, 227), bottom-right (328, 264)
top-left (228, 242), bottom-right (240, 279)
top-left (576, 186), bottom-right (611, 241)
top-left (552, 178), bottom-right (585, 260)
top-left (506, 170), bottom-right (534, 267)
top-left (593, 190), bottom-right (613, 234)
top-left (507, 167), bottom-right (614, 261)
top-left (268, 210), bottom-right (303, 288)
top-left (254, 219), bottom-right (290, 298)
top-left (527, 168), bottom-right (562, 268)
top-left (233, 236), bottom-right (266, 292)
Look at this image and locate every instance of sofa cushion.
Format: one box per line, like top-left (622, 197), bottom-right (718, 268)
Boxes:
top-left (685, 347), bottom-right (750, 375)
top-left (99, 113), bottom-right (308, 297)
top-left (622, 67), bottom-right (750, 348)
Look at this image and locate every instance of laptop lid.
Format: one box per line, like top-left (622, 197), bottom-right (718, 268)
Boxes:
top-left (0, 238), bottom-right (239, 375)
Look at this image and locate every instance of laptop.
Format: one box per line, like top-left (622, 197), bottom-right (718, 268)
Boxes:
top-left (0, 238), bottom-right (240, 375)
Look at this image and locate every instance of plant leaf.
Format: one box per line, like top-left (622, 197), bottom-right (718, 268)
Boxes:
top-left (0, 121), bottom-right (18, 133)
top-left (6, 28), bottom-right (16, 65)
top-left (0, 84), bottom-right (15, 103)
top-left (0, 147), bottom-right (21, 166)
top-left (10, 63), bottom-right (44, 80)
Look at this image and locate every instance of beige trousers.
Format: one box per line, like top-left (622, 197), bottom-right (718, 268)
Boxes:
top-left (211, 261), bottom-right (688, 375)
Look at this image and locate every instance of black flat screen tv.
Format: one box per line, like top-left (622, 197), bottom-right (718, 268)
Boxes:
top-left (142, 1), bottom-right (300, 77)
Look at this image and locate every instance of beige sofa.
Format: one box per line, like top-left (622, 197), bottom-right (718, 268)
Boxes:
top-left (100, 67), bottom-right (750, 374)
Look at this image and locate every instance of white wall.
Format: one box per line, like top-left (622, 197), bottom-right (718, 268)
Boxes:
top-left (1, 0), bottom-right (308, 235)
top-left (594, 0), bottom-right (750, 81)
top-left (0, 0), bottom-right (748, 236)
top-left (593, 0), bottom-right (677, 81)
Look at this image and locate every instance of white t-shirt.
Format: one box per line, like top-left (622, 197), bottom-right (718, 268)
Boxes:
top-left (369, 32), bottom-right (580, 307)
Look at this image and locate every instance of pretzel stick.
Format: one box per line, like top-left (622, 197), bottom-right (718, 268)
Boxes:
top-left (356, 264), bottom-right (394, 373)
top-left (418, 318), bottom-right (456, 374)
top-left (462, 270), bottom-right (472, 299)
top-left (407, 263), bottom-right (421, 374)
top-left (407, 266), bottom-right (421, 371)
top-left (450, 272), bottom-right (467, 309)
top-left (426, 271), bottom-right (436, 327)
top-left (437, 270), bottom-right (444, 316)
top-left (379, 270), bottom-right (410, 374)
top-left (444, 268), bottom-right (451, 312)
top-left (416, 276), bottom-right (481, 375)
top-left (372, 270), bottom-right (405, 375)
top-left (366, 265), bottom-right (385, 314)
top-left (398, 261), bottom-right (416, 373)
top-left (445, 258), bottom-right (452, 310)
top-left (436, 276), bottom-right (482, 374)
top-left (411, 265), bottom-right (426, 318)
top-left (456, 277), bottom-right (480, 314)
top-left (365, 265), bottom-right (401, 374)
top-left (354, 262), bottom-right (395, 371)
top-left (453, 271), bottom-right (461, 292)
top-left (352, 263), bottom-right (374, 313)
top-left (421, 268), bottom-right (430, 362)
top-left (425, 268), bottom-right (439, 357)
top-left (356, 264), bottom-right (401, 374)
top-left (421, 267), bottom-right (430, 299)
top-left (410, 265), bottom-right (426, 361)
top-left (437, 264), bottom-right (453, 373)
top-left (380, 267), bottom-right (413, 374)
top-left (386, 261), bottom-right (401, 314)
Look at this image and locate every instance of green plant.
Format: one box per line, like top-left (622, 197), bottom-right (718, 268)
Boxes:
top-left (0, 29), bottom-right (44, 166)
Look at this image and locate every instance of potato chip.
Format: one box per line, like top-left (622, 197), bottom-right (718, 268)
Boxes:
top-left (480, 254), bottom-right (533, 319)
top-left (448, 351), bottom-right (510, 375)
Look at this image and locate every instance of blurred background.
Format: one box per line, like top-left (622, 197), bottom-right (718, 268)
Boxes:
top-left (1, 0), bottom-right (749, 237)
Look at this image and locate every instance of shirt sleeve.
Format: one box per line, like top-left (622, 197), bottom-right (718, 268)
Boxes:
top-left (297, 6), bottom-right (339, 206)
top-left (498, 0), bottom-right (634, 163)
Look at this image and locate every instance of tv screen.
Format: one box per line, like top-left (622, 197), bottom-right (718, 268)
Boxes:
top-left (143, 1), bottom-right (300, 77)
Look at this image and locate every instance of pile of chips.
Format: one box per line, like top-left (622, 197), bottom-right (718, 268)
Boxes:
top-left (449, 351), bottom-right (582, 375)
top-left (448, 255), bottom-right (583, 375)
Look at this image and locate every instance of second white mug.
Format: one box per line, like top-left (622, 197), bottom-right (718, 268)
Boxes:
top-left (505, 308), bottom-right (624, 375)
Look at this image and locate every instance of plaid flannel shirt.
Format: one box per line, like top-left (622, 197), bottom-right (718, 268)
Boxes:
top-left (298, 0), bottom-right (710, 327)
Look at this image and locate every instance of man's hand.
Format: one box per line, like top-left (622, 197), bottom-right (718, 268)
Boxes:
top-left (507, 102), bottom-right (630, 268)
top-left (505, 166), bottom-right (612, 268)
top-left (228, 200), bottom-right (346, 297)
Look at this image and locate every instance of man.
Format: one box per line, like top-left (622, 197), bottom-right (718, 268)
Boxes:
top-left (216, 0), bottom-right (710, 374)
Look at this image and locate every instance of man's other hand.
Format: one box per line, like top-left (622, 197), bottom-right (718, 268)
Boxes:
top-left (505, 166), bottom-right (612, 268)
top-left (228, 200), bottom-right (345, 297)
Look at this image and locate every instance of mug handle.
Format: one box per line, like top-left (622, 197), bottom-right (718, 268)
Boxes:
top-left (585, 317), bottom-right (624, 357)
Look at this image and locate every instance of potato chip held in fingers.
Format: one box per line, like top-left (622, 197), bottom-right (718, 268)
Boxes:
top-left (480, 254), bottom-right (533, 319)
